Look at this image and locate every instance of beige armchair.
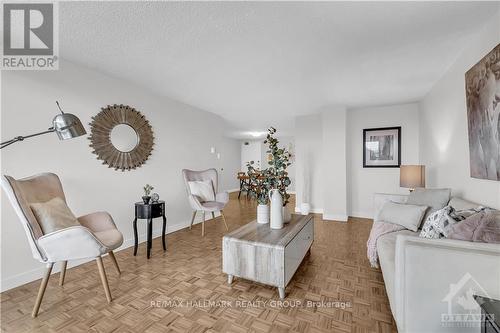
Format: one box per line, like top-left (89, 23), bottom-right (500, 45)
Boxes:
top-left (1, 173), bottom-right (123, 317)
top-left (182, 168), bottom-right (229, 236)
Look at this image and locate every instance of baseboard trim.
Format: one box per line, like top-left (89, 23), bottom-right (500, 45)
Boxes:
top-left (294, 206), bottom-right (323, 214)
top-left (323, 214), bottom-right (348, 222)
top-left (0, 214), bottom-right (214, 292)
top-left (350, 211), bottom-right (372, 219)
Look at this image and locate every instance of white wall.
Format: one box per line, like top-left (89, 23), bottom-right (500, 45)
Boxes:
top-left (295, 114), bottom-right (323, 213)
top-left (322, 107), bottom-right (348, 221)
top-left (347, 104), bottom-right (420, 218)
top-left (0, 60), bottom-right (241, 291)
top-left (419, 10), bottom-right (500, 209)
top-left (240, 140), bottom-right (262, 171)
top-left (295, 103), bottom-right (420, 220)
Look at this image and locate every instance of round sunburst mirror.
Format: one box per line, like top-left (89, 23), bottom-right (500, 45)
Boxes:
top-left (89, 104), bottom-right (154, 171)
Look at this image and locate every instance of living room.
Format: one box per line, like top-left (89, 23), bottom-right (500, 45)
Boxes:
top-left (1, 2), bottom-right (499, 333)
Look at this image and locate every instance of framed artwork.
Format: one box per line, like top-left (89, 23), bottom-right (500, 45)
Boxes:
top-left (465, 43), bottom-right (500, 181)
top-left (363, 127), bottom-right (401, 168)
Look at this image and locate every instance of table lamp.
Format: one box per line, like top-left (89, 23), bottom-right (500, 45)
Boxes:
top-left (400, 165), bottom-right (425, 192)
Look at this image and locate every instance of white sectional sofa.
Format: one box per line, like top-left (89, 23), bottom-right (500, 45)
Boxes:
top-left (373, 193), bottom-right (500, 333)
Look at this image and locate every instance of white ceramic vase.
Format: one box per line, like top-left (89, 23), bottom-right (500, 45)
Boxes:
top-left (269, 189), bottom-right (284, 229)
top-left (301, 203), bottom-right (311, 215)
top-left (257, 204), bottom-right (269, 224)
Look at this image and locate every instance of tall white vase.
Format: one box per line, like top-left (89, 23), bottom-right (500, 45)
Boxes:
top-left (269, 189), bottom-right (284, 229)
top-left (257, 204), bottom-right (269, 224)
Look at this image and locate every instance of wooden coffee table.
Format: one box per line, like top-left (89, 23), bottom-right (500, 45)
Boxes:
top-left (222, 214), bottom-right (314, 299)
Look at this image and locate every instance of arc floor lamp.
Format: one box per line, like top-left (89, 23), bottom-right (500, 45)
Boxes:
top-left (0, 102), bottom-right (86, 149)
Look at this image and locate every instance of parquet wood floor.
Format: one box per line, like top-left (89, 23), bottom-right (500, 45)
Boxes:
top-left (1, 194), bottom-right (397, 332)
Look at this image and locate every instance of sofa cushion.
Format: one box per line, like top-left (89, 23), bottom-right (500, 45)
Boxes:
top-left (378, 201), bottom-right (427, 231)
top-left (377, 230), bottom-right (419, 316)
top-left (406, 188), bottom-right (451, 224)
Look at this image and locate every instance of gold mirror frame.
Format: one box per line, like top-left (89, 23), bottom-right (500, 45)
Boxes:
top-left (89, 104), bottom-right (154, 171)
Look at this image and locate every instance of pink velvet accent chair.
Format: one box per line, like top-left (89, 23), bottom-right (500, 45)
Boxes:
top-left (182, 168), bottom-right (229, 236)
top-left (1, 173), bottom-right (123, 317)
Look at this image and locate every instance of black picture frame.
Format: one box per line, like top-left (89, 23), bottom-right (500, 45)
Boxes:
top-left (363, 126), bottom-right (401, 168)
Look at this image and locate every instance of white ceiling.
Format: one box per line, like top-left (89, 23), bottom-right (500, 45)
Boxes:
top-left (60, 1), bottom-right (499, 138)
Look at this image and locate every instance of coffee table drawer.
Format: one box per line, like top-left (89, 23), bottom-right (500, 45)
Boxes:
top-left (284, 219), bottom-right (313, 285)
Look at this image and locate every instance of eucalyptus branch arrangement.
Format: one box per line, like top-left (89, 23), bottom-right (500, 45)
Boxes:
top-left (243, 127), bottom-right (292, 206)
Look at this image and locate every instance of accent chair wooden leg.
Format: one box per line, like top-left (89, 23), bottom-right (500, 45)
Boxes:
top-left (211, 212), bottom-right (216, 220)
top-left (202, 212), bottom-right (206, 237)
top-left (221, 210), bottom-right (229, 231)
top-left (32, 263), bottom-right (54, 318)
top-left (108, 251), bottom-right (121, 275)
top-left (59, 261), bottom-right (67, 286)
top-left (190, 211), bottom-right (196, 230)
top-left (96, 256), bottom-right (112, 303)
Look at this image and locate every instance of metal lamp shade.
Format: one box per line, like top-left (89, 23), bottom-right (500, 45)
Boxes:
top-left (52, 113), bottom-right (86, 140)
top-left (400, 165), bottom-right (426, 189)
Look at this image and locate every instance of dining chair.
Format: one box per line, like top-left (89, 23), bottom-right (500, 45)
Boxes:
top-left (1, 173), bottom-right (123, 317)
top-left (181, 168), bottom-right (229, 236)
top-left (237, 172), bottom-right (248, 199)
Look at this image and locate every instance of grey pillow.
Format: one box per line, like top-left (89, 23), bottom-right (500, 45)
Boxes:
top-left (379, 201), bottom-right (428, 232)
top-left (448, 197), bottom-right (480, 211)
top-left (406, 188), bottom-right (451, 224)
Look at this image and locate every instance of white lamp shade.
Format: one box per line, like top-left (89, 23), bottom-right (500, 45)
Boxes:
top-left (400, 165), bottom-right (425, 189)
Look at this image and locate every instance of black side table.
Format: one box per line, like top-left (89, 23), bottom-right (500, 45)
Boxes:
top-left (475, 295), bottom-right (500, 333)
top-left (133, 200), bottom-right (166, 259)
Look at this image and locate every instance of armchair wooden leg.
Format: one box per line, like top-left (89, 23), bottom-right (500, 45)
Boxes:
top-left (190, 211), bottom-right (196, 230)
top-left (32, 263), bottom-right (54, 318)
top-left (59, 261), bottom-right (67, 286)
top-left (96, 257), bottom-right (112, 303)
top-left (221, 210), bottom-right (229, 231)
top-left (211, 212), bottom-right (215, 220)
top-left (108, 251), bottom-right (121, 275)
top-left (202, 212), bottom-right (205, 237)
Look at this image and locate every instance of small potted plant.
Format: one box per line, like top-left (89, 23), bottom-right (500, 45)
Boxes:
top-left (142, 184), bottom-right (154, 204)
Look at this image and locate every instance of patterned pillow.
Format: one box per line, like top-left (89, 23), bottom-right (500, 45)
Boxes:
top-left (420, 206), bottom-right (456, 239)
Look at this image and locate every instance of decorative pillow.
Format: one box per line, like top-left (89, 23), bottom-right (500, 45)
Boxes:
top-left (474, 211), bottom-right (500, 243)
top-left (448, 197), bottom-right (480, 211)
top-left (188, 180), bottom-right (215, 202)
top-left (449, 206), bottom-right (488, 222)
top-left (378, 201), bottom-right (428, 232)
top-left (30, 197), bottom-right (80, 234)
top-left (447, 210), bottom-right (500, 243)
top-left (406, 188), bottom-right (451, 224)
top-left (419, 206), bottom-right (457, 239)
